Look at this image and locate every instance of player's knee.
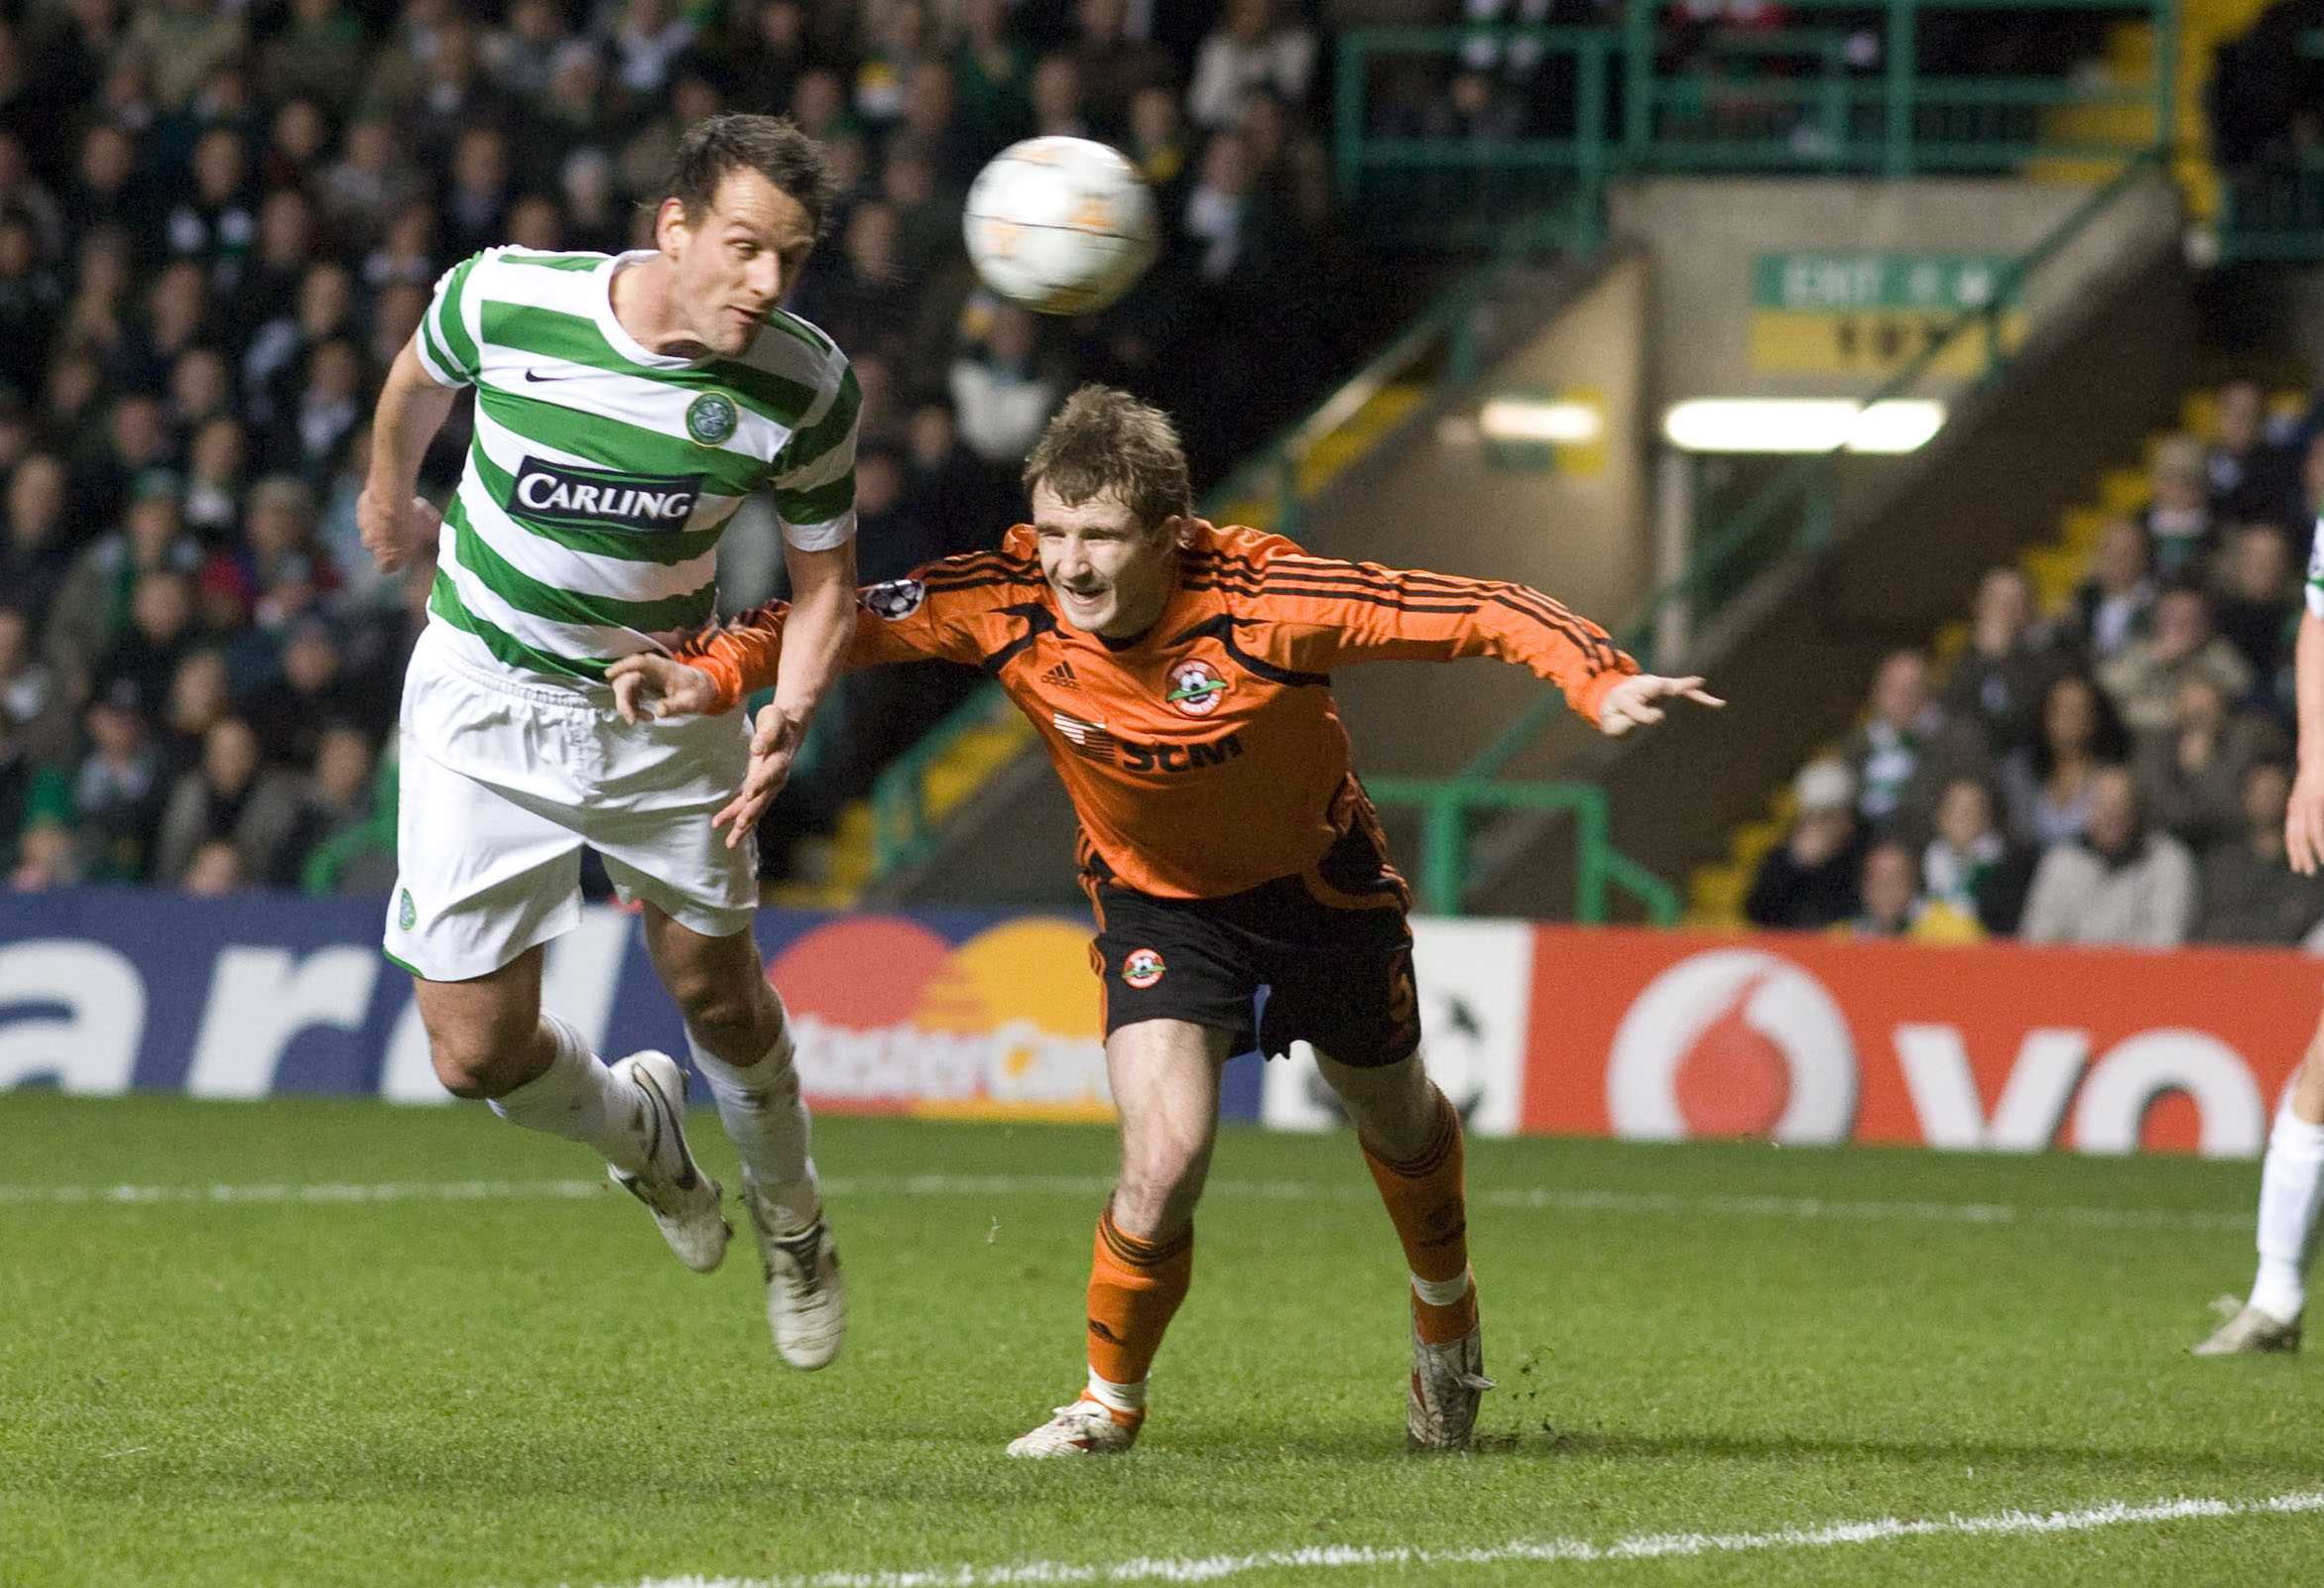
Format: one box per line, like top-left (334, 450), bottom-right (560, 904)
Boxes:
top-left (671, 974), bottom-right (775, 1059)
top-left (428, 1017), bottom-right (539, 1100)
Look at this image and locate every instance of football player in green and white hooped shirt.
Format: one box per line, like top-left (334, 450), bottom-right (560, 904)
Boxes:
top-left (358, 116), bottom-right (852, 1370)
top-left (2198, 532), bottom-right (2324, 1355)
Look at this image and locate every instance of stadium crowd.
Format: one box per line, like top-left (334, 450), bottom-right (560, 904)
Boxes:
top-left (1746, 375), bottom-right (2324, 949)
top-left (0, 0), bottom-right (1380, 895)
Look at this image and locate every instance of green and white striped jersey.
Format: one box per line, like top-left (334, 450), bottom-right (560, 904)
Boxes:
top-left (413, 246), bottom-right (859, 682)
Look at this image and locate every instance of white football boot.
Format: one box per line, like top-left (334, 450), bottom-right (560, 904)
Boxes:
top-left (1407, 1323), bottom-right (1496, 1450)
top-left (742, 1169), bottom-right (846, 1370)
top-left (1006, 1394), bottom-right (1143, 1456)
top-left (2193, 1294), bottom-right (2302, 1355)
top-left (606, 1050), bottom-right (729, 1273)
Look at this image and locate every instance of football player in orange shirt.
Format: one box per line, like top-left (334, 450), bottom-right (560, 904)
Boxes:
top-left (610, 385), bottom-right (1720, 1453)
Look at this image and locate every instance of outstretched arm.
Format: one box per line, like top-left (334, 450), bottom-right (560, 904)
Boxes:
top-left (1250, 550), bottom-right (1720, 731)
top-left (2290, 609), bottom-right (2324, 875)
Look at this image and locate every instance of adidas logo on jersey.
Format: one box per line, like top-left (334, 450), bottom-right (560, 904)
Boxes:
top-left (1040, 660), bottom-right (1080, 690)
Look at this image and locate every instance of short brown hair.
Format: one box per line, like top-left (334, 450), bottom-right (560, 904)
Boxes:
top-left (1024, 385), bottom-right (1192, 532)
top-left (663, 114), bottom-right (840, 239)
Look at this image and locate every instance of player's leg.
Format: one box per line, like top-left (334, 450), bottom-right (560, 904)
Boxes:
top-left (639, 902), bottom-right (842, 1368)
top-left (1010, 1018), bottom-right (1233, 1456)
top-left (410, 948), bottom-right (728, 1272)
top-left (1317, 1046), bottom-right (1495, 1449)
top-left (2199, 1008), bottom-right (2324, 1353)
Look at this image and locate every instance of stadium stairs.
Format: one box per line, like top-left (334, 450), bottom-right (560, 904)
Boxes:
top-left (1451, 174), bottom-right (2192, 920)
top-left (1681, 382), bottom-right (2286, 928)
top-left (2029, 0), bottom-right (2268, 218)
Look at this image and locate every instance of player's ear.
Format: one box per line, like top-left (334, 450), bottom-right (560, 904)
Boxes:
top-left (654, 197), bottom-right (691, 257)
top-left (1161, 515), bottom-right (1194, 550)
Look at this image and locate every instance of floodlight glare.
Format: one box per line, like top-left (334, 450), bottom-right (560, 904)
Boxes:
top-left (1477, 398), bottom-right (1603, 445)
top-left (1661, 399), bottom-right (1946, 454)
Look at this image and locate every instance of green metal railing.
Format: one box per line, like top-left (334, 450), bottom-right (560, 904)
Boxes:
top-left (2213, 30), bottom-right (2324, 262)
top-left (1365, 777), bottom-right (1680, 923)
top-left (1338, 0), bottom-right (2172, 243)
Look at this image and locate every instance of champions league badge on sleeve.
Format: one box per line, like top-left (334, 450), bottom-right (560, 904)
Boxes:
top-left (865, 578), bottom-right (925, 620)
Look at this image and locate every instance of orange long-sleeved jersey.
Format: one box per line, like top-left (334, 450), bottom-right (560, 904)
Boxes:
top-left (680, 521), bottom-right (1637, 901)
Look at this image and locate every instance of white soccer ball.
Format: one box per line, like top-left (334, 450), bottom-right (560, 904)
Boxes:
top-left (962, 137), bottom-right (1160, 316)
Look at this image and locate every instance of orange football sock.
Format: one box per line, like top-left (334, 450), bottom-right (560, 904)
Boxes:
top-left (1083, 1202), bottom-right (1192, 1418)
top-left (1361, 1085), bottom-right (1478, 1345)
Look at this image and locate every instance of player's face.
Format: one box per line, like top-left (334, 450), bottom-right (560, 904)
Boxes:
top-left (1031, 483), bottom-right (1180, 639)
top-left (657, 169), bottom-right (817, 358)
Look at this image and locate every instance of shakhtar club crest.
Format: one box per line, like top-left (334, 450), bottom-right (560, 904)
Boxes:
top-left (1165, 660), bottom-right (1227, 716)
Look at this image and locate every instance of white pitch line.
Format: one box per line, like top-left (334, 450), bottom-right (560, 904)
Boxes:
top-left (0, 1173), bottom-right (2251, 1230)
top-left (612, 1488), bottom-right (2324, 1588)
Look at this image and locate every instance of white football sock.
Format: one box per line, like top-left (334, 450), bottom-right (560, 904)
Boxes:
top-left (2250, 1099), bottom-right (2324, 1324)
top-left (488, 1013), bottom-right (651, 1174)
top-left (689, 1019), bottom-right (818, 1234)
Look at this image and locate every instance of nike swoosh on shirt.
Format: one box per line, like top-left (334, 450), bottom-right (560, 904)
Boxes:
top-left (524, 369), bottom-right (584, 382)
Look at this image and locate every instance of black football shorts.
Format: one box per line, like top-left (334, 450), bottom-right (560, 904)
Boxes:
top-left (1088, 875), bottom-right (1420, 1069)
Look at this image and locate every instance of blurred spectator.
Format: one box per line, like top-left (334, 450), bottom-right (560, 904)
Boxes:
top-left (2208, 377), bottom-right (2304, 529)
top-left (161, 646), bottom-right (233, 779)
top-left (1998, 672), bottom-right (2130, 851)
top-left (1939, 566), bottom-right (2066, 759)
top-left (0, 212), bottom-right (63, 404)
top-left (318, 116), bottom-right (425, 253)
top-left (132, 0), bottom-right (247, 115)
top-left (2211, 522), bottom-right (2298, 687)
top-left (442, 125), bottom-right (517, 260)
top-left (1188, 0), bottom-right (1317, 129)
top-left (727, 0), bottom-right (811, 118)
top-left (2199, 761), bottom-right (2324, 944)
top-left (46, 470), bottom-right (204, 688)
top-left (180, 835), bottom-right (245, 894)
top-left (1030, 52), bottom-right (1090, 139)
top-left (69, 672), bottom-right (169, 882)
top-left (65, 123), bottom-right (148, 255)
top-left (953, 0), bottom-right (1036, 154)
top-left (166, 128), bottom-right (257, 296)
top-left (489, 0), bottom-right (570, 100)
top-left (1843, 840), bottom-right (1921, 938)
top-left (951, 300), bottom-right (1064, 465)
top-left (2142, 434), bottom-right (2216, 579)
top-left (2133, 675), bottom-right (2286, 852)
top-left (1837, 647), bottom-right (1988, 842)
top-left (2018, 765), bottom-right (2196, 947)
top-left (277, 719), bottom-right (379, 889)
top-left (0, 606), bottom-right (73, 770)
top-left (1920, 776), bottom-right (2036, 936)
top-left (2098, 584), bottom-right (2254, 738)
top-left (0, 678), bottom-right (71, 877)
top-left (906, 398), bottom-right (1010, 553)
top-left (2062, 517), bottom-right (2156, 664)
top-left (1, 454), bottom-right (73, 624)
top-left (183, 415), bottom-right (246, 541)
top-left (153, 714), bottom-right (305, 886)
top-left (1074, 0), bottom-right (1173, 138)
top-left (8, 815), bottom-right (81, 889)
top-left (260, 0), bottom-right (370, 116)
top-left (240, 614), bottom-right (368, 769)
top-left (1744, 758), bottom-right (1867, 930)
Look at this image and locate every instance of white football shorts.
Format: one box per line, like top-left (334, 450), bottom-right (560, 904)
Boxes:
top-left (383, 623), bottom-right (759, 981)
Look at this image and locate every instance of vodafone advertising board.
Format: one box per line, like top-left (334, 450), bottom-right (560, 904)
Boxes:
top-left (1523, 926), bottom-right (2316, 1158)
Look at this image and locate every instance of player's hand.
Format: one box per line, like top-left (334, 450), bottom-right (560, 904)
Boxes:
top-left (1596, 673), bottom-right (1724, 737)
top-left (712, 703), bottom-right (806, 847)
top-left (2289, 762), bottom-right (2324, 876)
top-left (607, 654), bottom-right (721, 724)
top-left (358, 484), bottom-right (441, 573)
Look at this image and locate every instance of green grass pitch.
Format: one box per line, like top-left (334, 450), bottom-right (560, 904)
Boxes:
top-left (5, 1092), bottom-right (2324, 1587)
